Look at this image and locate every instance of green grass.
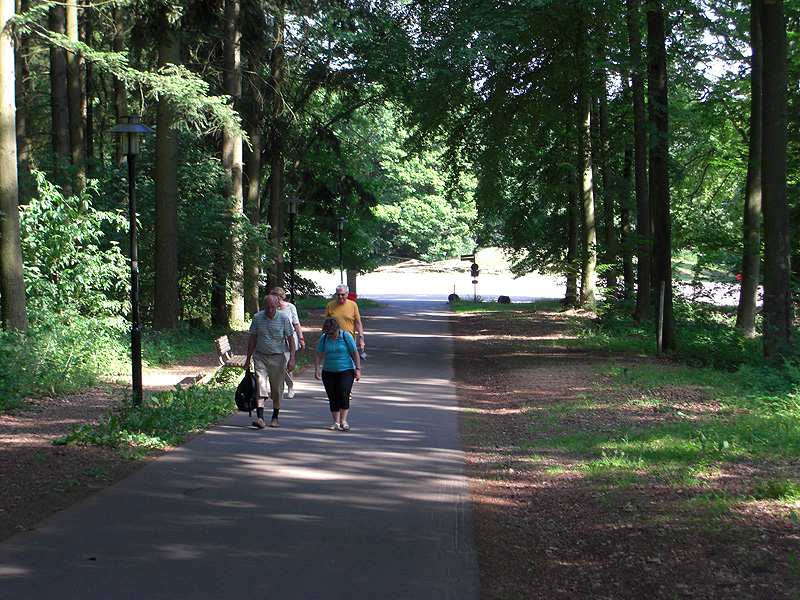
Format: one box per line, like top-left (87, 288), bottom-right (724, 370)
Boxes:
top-left (456, 296), bottom-right (800, 541)
top-left (449, 298), bottom-right (561, 314)
top-left (296, 296), bottom-right (382, 311)
top-left (54, 383), bottom-right (236, 454)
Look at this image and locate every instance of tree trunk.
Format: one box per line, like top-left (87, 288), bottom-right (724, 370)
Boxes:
top-left (153, 29), bottom-right (180, 331)
top-left (0, 0), bottom-right (27, 331)
top-left (627, 0), bottom-right (651, 322)
top-left (736, 0), bottom-right (762, 338)
top-left (759, 0), bottom-right (792, 358)
top-left (14, 0), bottom-right (29, 171)
top-left (267, 0), bottom-right (286, 293)
top-left (113, 7), bottom-right (127, 163)
top-left (621, 146), bottom-right (636, 297)
top-left (49, 4), bottom-right (71, 190)
top-left (599, 77), bottom-right (617, 291)
top-left (647, 0), bottom-right (676, 351)
top-left (578, 88), bottom-right (597, 308)
top-left (223, 0), bottom-right (244, 324)
top-left (84, 13), bottom-right (94, 169)
top-left (66, 0), bottom-right (86, 194)
top-left (243, 10), bottom-right (265, 316)
top-left (565, 186), bottom-right (579, 307)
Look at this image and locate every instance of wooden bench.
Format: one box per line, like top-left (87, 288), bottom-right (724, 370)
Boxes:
top-left (215, 335), bottom-right (247, 368)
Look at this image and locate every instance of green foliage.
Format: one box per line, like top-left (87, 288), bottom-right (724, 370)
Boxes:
top-left (585, 297), bottom-right (761, 371)
top-left (54, 384), bottom-right (236, 450)
top-left (0, 312), bottom-right (129, 411)
top-left (295, 295), bottom-right (381, 311)
top-left (140, 324), bottom-right (222, 367)
top-left (19, 171), bottom-right (130, 317)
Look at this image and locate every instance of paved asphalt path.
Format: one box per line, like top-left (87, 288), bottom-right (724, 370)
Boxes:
top-left (0, 299), bottom-right (479, 600)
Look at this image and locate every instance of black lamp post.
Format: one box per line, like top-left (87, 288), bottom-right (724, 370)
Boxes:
top-left (336, 217), bottom-right (347, 284)
top-left (285, 198), bottom-right (300, 301)
top-left (109, 115), bottom-right (155, 405)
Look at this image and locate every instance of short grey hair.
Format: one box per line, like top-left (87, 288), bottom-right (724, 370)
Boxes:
top-left (335, 284), bottom-right (349, 294)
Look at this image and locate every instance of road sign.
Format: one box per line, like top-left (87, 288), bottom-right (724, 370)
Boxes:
top-left (460, 254), bottom-right (475, 262)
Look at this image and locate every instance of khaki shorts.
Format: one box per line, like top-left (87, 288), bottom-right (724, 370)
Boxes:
top-left (253, 352), bottom-right (286, 406)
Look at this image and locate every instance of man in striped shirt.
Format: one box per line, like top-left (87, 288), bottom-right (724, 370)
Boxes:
top-left (244, 295), bottom-right (296, 428)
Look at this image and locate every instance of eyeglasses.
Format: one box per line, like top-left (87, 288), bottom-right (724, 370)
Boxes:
top-left (336, 293), bottom-right (347, 297)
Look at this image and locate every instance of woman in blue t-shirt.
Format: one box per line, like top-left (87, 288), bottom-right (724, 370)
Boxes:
top-left (315, 317), bottom-right (361, 431)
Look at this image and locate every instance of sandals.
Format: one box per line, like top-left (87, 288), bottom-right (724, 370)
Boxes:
top-left (328, 422), bottom-right (340, 430)
top-left (341, 421), bottom-right (350, 431)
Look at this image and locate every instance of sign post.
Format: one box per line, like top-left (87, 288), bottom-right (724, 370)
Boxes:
top-left (462, 254), bottom-right (478, 302)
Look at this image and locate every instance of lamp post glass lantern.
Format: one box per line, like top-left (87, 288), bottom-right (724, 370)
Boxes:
top-left (336, 218), bottom-right (347, 284)
top-left (109, 115), bottom-right (155, 404)
top-left (285, 198), bottom-right (300, 302)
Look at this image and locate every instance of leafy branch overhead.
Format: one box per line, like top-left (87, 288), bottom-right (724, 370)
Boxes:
top-left (18, 17), bottom-right (243, 137)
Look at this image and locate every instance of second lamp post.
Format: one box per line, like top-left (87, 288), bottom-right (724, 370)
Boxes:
top-left (109, 115), bottom-right (155, 405)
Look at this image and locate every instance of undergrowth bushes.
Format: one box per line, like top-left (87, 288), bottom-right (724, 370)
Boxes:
top-left (54, 384), bottom-right (235, 456)
top-left (0, 312), bottom-right (129, 411)
top-left (589, 296), bottom-right (800, 407)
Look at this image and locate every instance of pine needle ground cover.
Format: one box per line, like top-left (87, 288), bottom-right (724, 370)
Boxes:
top-left (452, 302), bottom-right (800, 599)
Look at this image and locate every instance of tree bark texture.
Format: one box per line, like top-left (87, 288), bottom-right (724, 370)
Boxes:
top-left (243, 5), bottom-right (266, 316)
top-left (647, 0), bottom-right (676, 351)
top-left (565, 162), bottom-right (580, 308)
top-left (578, 89), bottom-right (597, 307)
top-left (0, 0), bottom-right (28, 331)
top-left (621, 145), bottom-right (636, 296)
top-left (736, 0), bottom-right (763, 338)
top-left (14, 0), bottom-right (29, 168)
top-left (599, 76), bottom-right (617, 291)
top-left (627, 0), bottom-right (652, 322)
top-left (759, 0), bottom-right (792, 358)
top-left (267, 1), bottom-right (287, 294)
top-left (153, 29), bottom-right (181, 331)
top-left (49, 5), bottom-right (71, 189)
top-left (66, 0), bottom-right (86, 193)
top-left (113, 7), bottom-right (126, 163)
top-left (224, 0), bottom-right (244, 324)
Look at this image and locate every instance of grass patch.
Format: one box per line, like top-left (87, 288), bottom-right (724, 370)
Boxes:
top-left (54, 383), bottom-right (235, 453)
top-left (296, 296), bottom-right (382, 311)
top-left (449, 298), bottom-right (561, 314)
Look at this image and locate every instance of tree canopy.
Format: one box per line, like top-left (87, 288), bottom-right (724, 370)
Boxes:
top-left (1, 0), bottom-right (797, 357)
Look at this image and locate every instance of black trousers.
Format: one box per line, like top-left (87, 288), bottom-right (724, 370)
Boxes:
top-left (321, 369), bottom-right (355, 412)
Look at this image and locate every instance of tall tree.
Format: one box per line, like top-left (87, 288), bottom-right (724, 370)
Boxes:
top-left (112, 6), bottom-right (126, 163)
top-left (578, 89), bottom-right (597, 307)
top-left (224, 0), bottom-right (244, 323)
top-left (14, 0), bottom-right (29, 169)
top-left (66, 0), bottom-right (86, 193)
top-left (49, 4), bottom-right (71, 187)
top-left (153, 23), bottom-right (181, 330)
top-left (577, 10), bottom-right (596, 308)
top-left (627, 0), bottom-right (651, 322)
top-left (242, 0), bottom-right (266, 315)
top-left (759, 0), bottom-right (792, 358)
top-left (647, 0), bottom-right (676, 351)
top-left (736, 0), bottom-right (762, 338)
top-left (0, 0), bottom-right (27, 331)
top-left (267, 0), bottom-right (286, 292)
top-left (599, 74), bottom-right (617, 291)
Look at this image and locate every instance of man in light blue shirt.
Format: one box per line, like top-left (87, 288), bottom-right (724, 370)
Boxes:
top-left (245, 295), bottom-right (296, 428)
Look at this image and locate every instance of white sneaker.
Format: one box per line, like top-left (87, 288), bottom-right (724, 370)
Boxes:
top-left (287, 388), bottom-right (295, 399)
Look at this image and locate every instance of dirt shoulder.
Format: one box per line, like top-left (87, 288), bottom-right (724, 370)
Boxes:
top-left (452, 307), bottom-right (799, 600)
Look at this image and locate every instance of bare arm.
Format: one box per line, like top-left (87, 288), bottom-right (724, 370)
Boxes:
top-left (287, 334), bottom-right (296, 371)
top-left (244, 334), bottom-right (257, 368)
top-left (355, 319), bottom-right (365, 350)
